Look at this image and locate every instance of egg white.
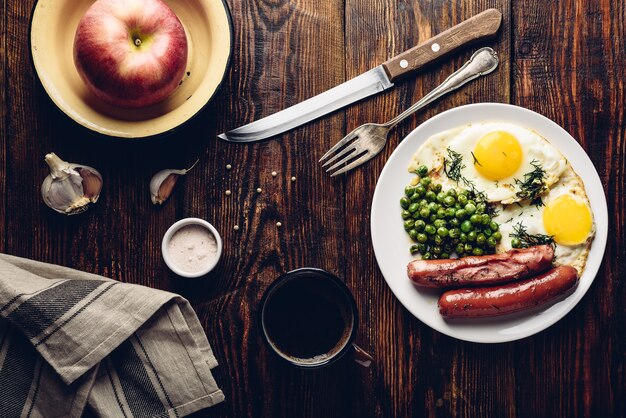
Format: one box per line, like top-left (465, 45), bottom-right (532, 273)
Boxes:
top-left (493, 166), bottom-right (595, 274)
top-left (408, 122), bottom-right (567, 204)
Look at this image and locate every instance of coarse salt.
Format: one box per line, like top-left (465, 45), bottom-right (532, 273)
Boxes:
top-left (168, 225), bottom-right (218, 273)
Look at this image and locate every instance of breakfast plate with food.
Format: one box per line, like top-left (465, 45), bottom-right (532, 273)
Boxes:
top-left (371, 103), bottom-right (608, 343)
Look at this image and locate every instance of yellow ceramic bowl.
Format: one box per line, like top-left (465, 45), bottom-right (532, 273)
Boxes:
top-left (30, 0), bottom-right (232, 139)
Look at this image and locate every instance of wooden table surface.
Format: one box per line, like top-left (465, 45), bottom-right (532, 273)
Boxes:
top-left (2, 0), bottom-right (625, 417)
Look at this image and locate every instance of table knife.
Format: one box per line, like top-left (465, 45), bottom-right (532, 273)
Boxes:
top-left (219, 8), bottom-right (502, 142)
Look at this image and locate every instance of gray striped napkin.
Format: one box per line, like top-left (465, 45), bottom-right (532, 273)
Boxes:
top-left (0, 253), bottom-right (224, 417)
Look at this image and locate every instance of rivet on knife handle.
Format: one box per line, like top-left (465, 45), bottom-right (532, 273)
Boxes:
top-left (382, 8), bottom-right (502, 82)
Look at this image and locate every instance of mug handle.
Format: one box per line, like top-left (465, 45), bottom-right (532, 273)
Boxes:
top-left (352, 344), bottom-right (374, 367)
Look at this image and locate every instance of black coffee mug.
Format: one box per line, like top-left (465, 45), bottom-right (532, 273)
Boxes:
top-left (259, 268), bottom-right (373, 368)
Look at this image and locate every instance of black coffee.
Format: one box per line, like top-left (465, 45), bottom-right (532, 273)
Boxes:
top-left (263, 275), bottom-right (353, 363)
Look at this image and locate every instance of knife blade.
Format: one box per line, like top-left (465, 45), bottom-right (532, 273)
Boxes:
top-left (219, 8), bottom-right (502, 143)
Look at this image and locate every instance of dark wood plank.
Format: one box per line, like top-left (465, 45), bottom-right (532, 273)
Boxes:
top-left (342, 1), bottom-right (512, 417)
top-left (182, 0), bottom-right (349, 417)
top-left (0, 0), bottom-right (6, 254)
top-left (512, 0), bottom-right (625, 417)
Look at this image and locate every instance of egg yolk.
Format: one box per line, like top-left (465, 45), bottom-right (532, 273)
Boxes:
top-left (543, 194), bottom-right (592, 245)
top-left (473, 131), bottom-right (523, 180)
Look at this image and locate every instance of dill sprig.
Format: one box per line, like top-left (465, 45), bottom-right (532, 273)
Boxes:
top-left (443, 148), bottom-right (465, 183)
top-left (443, 148), bottom-right (498, 216)
top-left (510, 222), bottom-right (554, 248)
top-left (515, 160), bottom-right (546, 206)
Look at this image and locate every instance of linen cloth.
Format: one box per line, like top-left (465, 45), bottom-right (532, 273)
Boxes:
top-left (0, 253), bottom-right (224, 417)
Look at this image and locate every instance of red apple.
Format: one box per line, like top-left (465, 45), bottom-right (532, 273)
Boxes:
top-left (73, 0), bottom-right (188, 108)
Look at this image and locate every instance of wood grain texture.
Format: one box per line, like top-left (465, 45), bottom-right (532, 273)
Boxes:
top-left (2, 0), bottom-right (625, 417)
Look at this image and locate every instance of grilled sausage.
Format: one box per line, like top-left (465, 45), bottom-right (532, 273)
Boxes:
top-left (408, 245), bottom-right (554, 288)
top-left (438, 265), bottom-right (579, 319)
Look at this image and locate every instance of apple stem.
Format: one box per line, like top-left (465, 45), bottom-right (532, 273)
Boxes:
top-left (134, 38), bottom-right (142, 47)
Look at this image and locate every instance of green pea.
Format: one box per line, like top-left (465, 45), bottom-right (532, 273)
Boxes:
top-left (477, 203), bottom-right (487, 214)
top-left (417, 233), bottom-right (428, 243)
top-left (415, 185), bottom-right (426, 196)
top-left (490, 221), bottom-right (499, 231)
top-left (464, 243), bottom-right (473, 253)
top-left (457, 194), bottom-right (468, 206)
top-left (437, 208), bottom-right (446, 219)
top-left (487, 236), bottom-right (497, 247)
top-left (467, 231), bottom-right (477, 242)
top-left (441, 252), bottom-right (450, 259)
top-left (418, 243), bottom-right (428, 252)
top-left (434, 219), bottom-right (447, 228)
top-left (401, 210), bottom-right (411, 220)
top-left (417, 165), bottom-right (428, 177)
top-left (419, 207), bottom-right (430, 218)
top-left (429, 214), bottom-right (437, 223)
top-left (437, 227), bottom-right (449, 237)
top-left (449, 228), bottom-right (461, 239)
top-left (455, 209), bottom-right (467, 219)
top-left (446, 188), bottom-right (457, 197)
top-left (410, 193), bottom-right (421, 202)
top-left (400, 197), bottom-right (410, 209)
top-left (412, 211), bottom-right (421, 220)
top-left (403, 220), bottom-right (415, 230)
top-left (409, 203), bottom-right (419, 213)
top-left (472, 248), bottom-right (484, 256)
top-left (405, 186), bottom-right (415, 197)
top-left (432, 245), bottom-right (442, 254)
top-left (414, 220), bottom-right (426, 231)
top-left (456, 243), bottom-right (465, 255)
top-left (420, 177), bottom-right (432, 187)
top-left (459, 232), bottom-right (468, 243)
top-left (409, 229), bottom-right (418, 240)
top-left (476, 233), bottom-right (486, 245)
top-left (481, 214), bottom-right (491, 225)
top-left (410, 244), bottom-right (419, 255)
top-left (422, 252), bottom-right (432, 260)
top-left (483, 228), bottom-right (492, 237)
top-left (419, 199), bottom-right (429, 207)
top-left (424, 225), bottom-right (436, 235)
top-left (443, 196), bottom-right (456, 207)
top-left (425, 191), bottom-right (437, 201)
top-left (493, 231), bottom-right (502, 241)
top-left (470, 214), bottom-right (481, 224)
top-left (432, 183), bottom-right (442, 193)
top-left (445, 208), bottom-right (456, 218)
top-left (433, 234), bottom-right (444, 245)
top-left (449, 218), bottom-right (461, 227)
top-left (465, 203), bottom-right (477, 214)
top-left (461, 220), bottom-right (473, 233)
top-left (436, 192), bottom-right (446, 203)
top-left (511, 238), bottom-right (521, 248)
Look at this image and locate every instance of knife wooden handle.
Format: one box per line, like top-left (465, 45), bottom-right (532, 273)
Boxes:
top-left (382, 8), bottom-right (502, 82)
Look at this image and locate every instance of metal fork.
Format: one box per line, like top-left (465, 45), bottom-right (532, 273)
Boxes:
top-left (320, 47), bottom-right (500, 176)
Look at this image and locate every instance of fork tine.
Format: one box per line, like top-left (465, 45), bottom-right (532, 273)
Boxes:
top-left (329, 152), bottom-right (376, 177)
top-left (325, 148), bottom-right (366, 173)
top-left (321, 146), bottom-right (357, 168)
top-left (319, 130), bottom-right (359, 162)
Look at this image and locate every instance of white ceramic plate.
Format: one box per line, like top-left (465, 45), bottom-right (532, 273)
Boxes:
top-left (371, 103), bottom-right (608, 343)
top-left (30, 0), bottom-right (232, 139)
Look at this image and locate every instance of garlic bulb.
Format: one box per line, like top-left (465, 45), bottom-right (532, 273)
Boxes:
top-left (41, 153), bottom-right (103, 215)
top-left (150, 159), bottom-right (199, 205)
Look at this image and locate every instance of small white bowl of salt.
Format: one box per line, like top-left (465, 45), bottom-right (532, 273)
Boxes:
top-left (162, 218), bottom-right (223, 278)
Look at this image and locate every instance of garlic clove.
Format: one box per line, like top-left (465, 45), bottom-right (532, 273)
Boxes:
top-left (150, 159), bottom-right (199, 205)
top-left (41, 153), bottom-right (103, 215)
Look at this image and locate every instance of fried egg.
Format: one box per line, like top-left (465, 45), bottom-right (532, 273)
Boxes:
top-left (408, 122), bottom-right (567, 204)
top-left (493, 167), bottom-right (595, 274)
